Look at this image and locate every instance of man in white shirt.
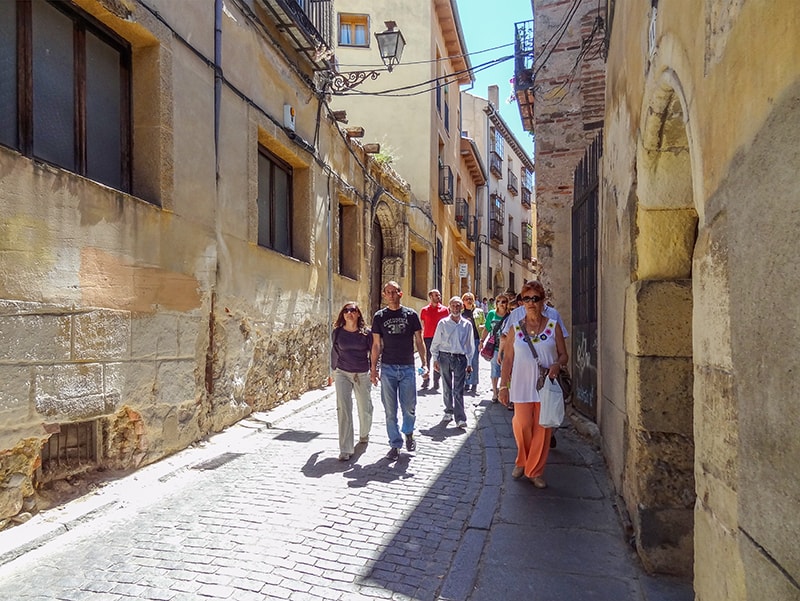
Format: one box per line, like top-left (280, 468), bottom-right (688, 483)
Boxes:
top-left (430, 296), bottom-right (476, 428)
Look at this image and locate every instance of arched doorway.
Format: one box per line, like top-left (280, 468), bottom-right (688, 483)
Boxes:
top-left (625, 79), bottom-right (697, 576)
top-left (370, 198), bottom-right (406, 317)
top-left (370, 219), bottom-right (383, 317)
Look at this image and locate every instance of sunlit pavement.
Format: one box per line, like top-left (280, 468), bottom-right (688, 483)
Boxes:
top-left (0, 360), bottom-right (692, 601)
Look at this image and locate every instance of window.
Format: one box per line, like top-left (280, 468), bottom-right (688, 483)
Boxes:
top-left (443, 83), bottom-right (450, 132)
top-left (1, 0), bottom-right (131, 191)
top-left (257, 147), bottom-right (293, 256)
top-left (338, 14), bottom-right (369, 46)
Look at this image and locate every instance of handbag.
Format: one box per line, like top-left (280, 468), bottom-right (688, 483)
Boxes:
top-left (480, 333), bottom-right (496, 361)
top-left (538, 377), bottom-right (565, 428)
top-left (519, 318), bottom-right (572, 401)
top-left (480, 314), bottom-right (508, 361)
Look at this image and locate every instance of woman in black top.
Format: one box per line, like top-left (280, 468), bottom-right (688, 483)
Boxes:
top-left (331, 302), bottom-right (374, 461)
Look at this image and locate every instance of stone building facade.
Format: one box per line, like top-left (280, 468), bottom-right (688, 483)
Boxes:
top-left (0, 0), bottom-right (410, 528)
top-left (520, 0), bottom-right (606, 312)
top-left (602, 1), bottom-right (800, 597)
top-left (331, 0), bottom-right (481, 310)
top-left (462, 87), bottom-right (537, 300)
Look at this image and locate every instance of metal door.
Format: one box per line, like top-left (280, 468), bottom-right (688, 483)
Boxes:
top-left (571, 133), bottom-right (601, 420)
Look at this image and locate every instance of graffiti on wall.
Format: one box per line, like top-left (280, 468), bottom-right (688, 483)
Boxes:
top-left (572, 325), bottom-right (597, 419)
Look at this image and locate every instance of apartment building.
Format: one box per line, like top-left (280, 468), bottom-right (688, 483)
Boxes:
top-left (462, 86), bottom-right (536, 301)
top-left (331, 0), bottom-right (479, 308)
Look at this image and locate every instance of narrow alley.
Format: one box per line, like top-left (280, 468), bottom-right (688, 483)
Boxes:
top-left (0, 361), bottom-right (691, 601)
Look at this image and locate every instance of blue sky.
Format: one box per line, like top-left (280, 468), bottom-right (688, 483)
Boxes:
top-left (457, 0), bottom-right (534, 158)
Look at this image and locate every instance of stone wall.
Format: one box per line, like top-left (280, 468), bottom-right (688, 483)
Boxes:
top-left (0, 0), bottom-right (410, 530)
top-left (532, 0), bottom-right (606, 313)
top-left (603, 0), bottom-right (800, 596)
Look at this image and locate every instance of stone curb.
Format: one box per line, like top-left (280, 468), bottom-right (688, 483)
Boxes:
top-left (0, 385), bottom-right (337, 568)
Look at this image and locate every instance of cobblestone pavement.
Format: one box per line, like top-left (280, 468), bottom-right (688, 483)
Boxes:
top-left (0, 361), bottom-right (693, 601)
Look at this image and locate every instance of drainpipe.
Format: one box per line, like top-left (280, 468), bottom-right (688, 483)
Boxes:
top-left (214, 0), bottom-right (223, 178)
top-left (326, 172), bottom-right (333, 385)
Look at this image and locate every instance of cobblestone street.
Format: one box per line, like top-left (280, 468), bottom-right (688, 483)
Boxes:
top-left (0, 361), bottom-right (692, 601)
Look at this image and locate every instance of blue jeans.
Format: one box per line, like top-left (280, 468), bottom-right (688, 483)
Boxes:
top-left (439, 352), bottom-right (467, 423)
top-left (380, 364), bottom-right (417, 448)
top-left (466, 338), bottom-right (480, 386)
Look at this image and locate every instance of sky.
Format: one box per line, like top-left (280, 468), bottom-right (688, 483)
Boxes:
top-left (456, 0), bottom-right (534, 158)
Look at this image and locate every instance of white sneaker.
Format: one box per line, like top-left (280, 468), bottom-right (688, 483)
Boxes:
top-left (442, 412), bottom-right (453, 423)
top-left (456, 420), bottom-right (467, 428)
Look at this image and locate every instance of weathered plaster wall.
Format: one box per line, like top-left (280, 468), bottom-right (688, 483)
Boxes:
top-left (603, 0), bottom-right (800, 594)
top-left (0, 0), bottom-right (409, 529)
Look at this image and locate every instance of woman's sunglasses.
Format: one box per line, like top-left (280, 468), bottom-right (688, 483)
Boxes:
top-left (343, 307), bottom-right (359, 314)
top-left (521, 295), bottom-right (543, 303)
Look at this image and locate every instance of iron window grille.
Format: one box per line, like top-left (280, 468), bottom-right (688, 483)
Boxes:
top-left (455, 197), bottom-right (468, 230)
top-left (507, 169), bottom-right (519, 195)
top-left (439, 164), bottom-right (454, 204)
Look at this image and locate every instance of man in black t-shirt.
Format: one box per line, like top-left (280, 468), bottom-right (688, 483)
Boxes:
top-left (370, 281), bottom-right (427, 461)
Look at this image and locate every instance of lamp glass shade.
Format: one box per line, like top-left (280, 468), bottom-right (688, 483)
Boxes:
top-left (375, 29), bottom-right (405, 69)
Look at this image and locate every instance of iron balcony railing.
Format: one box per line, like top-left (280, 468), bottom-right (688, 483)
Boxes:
top-left (514, 19), bottom-right (535, 132)
top-left (439, 165), bottom-right (454, 204)
top-left (258, 0), bottom-right (333, 70)
top-left (507, 170), bottom-right (519, 195)
top-left (455, 197), bottom-right (468, 229)
top-left (521, 188), bottom-right (532, 208)
top-left (522, 242), bottom-right (532, 261)
top-left (489, 151), bottom-right (503, 178)
top-left (490, 218), bottom-right (504, 243)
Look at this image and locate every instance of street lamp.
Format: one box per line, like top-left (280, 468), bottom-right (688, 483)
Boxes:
top-left (374, 21), bottom-right (405, 72)
top-left (329, 21), bottom-right (405, 93)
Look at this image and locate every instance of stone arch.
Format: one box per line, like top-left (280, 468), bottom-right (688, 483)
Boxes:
top-left (370, 198), bottom-right (405, 315)
top-left (624, 72), bottom-right (698, 576)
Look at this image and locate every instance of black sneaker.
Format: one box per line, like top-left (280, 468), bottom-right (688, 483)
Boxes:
top-left (405, 435), bottom-right (417, 452)
top-left (385, 447), bottom-right (399, 460)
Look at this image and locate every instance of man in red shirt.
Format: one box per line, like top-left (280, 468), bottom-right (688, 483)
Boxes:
top-left (420, 289), bottom-right (450, 392)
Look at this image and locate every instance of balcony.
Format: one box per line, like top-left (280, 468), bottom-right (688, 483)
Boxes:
top-left (490, 218), bottom-right (504, 243)
top-left (489, 151), bottom-right (503, 179)
top-left (522, 242), bottom-right (532, 261)
top-left (509, 232), bottom-right (519, 256)
top-left (257, 0), bottom-right (334, 70)
top-left (467, 215), bottom-right (478, 241)
top-left (507, 170), bottom-right (519, 195)
top-left (521, 187), bottom-right (532, 208)
top-left (439, 165), bottom-right (454, 204)
top-left (514, 19), bottom-right (535, 132)
top-left (455, 197), bottom-right (468, 230)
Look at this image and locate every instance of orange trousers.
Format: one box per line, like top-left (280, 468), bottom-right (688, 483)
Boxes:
top-left (512, 402), bottom-right (552, 478)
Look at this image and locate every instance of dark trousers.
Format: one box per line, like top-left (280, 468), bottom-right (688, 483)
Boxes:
top-left (439, 352), bottom-right (467, 422)
top-left (424, 337), bottom-right (440, 387)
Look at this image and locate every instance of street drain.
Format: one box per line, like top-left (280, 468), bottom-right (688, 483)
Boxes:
top-left (191, 452), bottom-right (246, 471)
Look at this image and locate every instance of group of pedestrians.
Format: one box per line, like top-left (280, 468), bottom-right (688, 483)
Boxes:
top-left (329, 279), bottom-right (570, 489)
